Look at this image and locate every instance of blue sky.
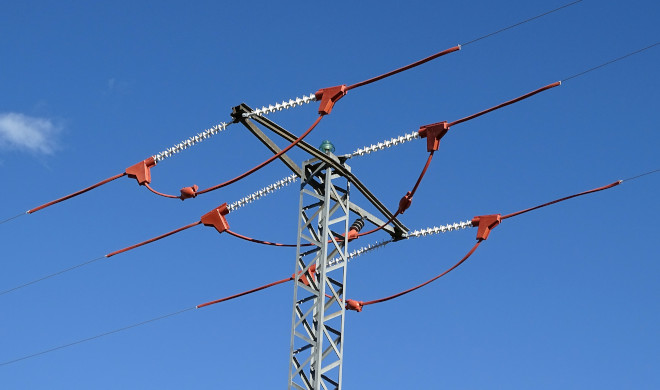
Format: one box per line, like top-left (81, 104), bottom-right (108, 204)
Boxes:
top-left (1, 1), bottom-right (659, 388)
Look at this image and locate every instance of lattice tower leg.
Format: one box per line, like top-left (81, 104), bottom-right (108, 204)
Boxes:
top-left (288, 159), bottom-right (350, 390)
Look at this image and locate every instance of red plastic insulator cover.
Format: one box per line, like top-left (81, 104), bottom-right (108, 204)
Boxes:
top-left (315, 85), bottom-right (347, 115)
top-left (398, 191), bottom-right (413, 214)
top-left (346, 229), bottom-right (359, 241)
top-left (200, 203), bottom-right (230, 234)
top-left (418, 121), bottom-right (450, 152)
top-left (293, 263), bottom-right (317, 286)
top-left (471, 214), bottom-right (502, 241)
top-left (345, 299), bottom-right (364, 312)
top-left (125, 157), bottom-right (156, 185)
top-left (179, 185), bottom-right (199, 200)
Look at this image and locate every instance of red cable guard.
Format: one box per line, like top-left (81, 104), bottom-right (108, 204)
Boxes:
top-left (345, 179), bottom-right (623, 312)
top-left (105, 221), bottom-right (202, 258)
top-left (26, 45), bottom-right (462, 212)
top-left (502, 180), bottom-right (621, 220)
top-left (196, 276), bottom-right (294, 309)
top-left (346, 46), bottom-right (461, 91)
top-left (194, 115), bottom-right (324, 196)
top-left (27, 172), bottom-right (127, 214)
top-left (346, 239), bottom-right (484, 312)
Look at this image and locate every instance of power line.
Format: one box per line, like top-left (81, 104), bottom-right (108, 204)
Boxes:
top-left (0, 212), bottom-right (26, 225)
top-left (0, 256), bottom-right (105, 297)
top-left (0, 276), bottom-right (296, 367)
top-left (0, 307), bottom-right (195, 368)
top-left (3, 170), bottom-right (657, 366)
top-left (461, 0), bottom-right (584, 47)
top-left (622, 168), bottom-right (660, 182)
top-left (1, 175), bottom-right (298, 296)
top-left (562, 42), bottom-right (660, 82)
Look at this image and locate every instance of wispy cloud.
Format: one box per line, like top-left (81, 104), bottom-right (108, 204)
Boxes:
top-left (0, 112), bottom-right (61, 155)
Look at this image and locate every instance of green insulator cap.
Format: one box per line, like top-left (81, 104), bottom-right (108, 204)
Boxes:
top-left (319, 140), bottom-right (335, 154)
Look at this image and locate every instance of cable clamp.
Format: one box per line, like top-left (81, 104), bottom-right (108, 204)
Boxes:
top-left (345, 299), bottom-right (364, 312)
top-left (200, 203), bottom-right (230, 234)
top-left (293, 263), bottom-right (317, 286)
top-left (471, 214), bottom-right (501, 240)
top-left (179, 185), bottom-right (199, 200)
top-left (315, 85), bottom-right (347, 115)
top-left (418, 121), bottom-right (449, 152)
top-left (125, 157), bottom-right (156, 185)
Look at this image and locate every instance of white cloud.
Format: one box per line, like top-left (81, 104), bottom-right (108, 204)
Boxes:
top-left (0, 112), bottom-right (60, 155)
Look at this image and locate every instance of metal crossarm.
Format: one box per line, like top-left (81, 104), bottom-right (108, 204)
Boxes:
top-left (288, 158), bottom-right (350, 390)
top-left (232, 103), bottom-right (408, 239)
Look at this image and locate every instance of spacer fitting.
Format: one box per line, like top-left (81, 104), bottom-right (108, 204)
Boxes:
top-left (471, 214), bottom-right (501, 241)
top-left (125, 157), bottom-right (156, 185)
top-left (345, 299), bottom-right (364, 312)
top-left (398, 191), bottom-right (413, 214)
top-left (179, 185), bottom-right (199, 200)
top-left (293, 264), bottom-right (317, 286)
top-left (418, 121), bottom-right (449, 152)
top-left (200, 203), bottom-right (230, 234)
top-left (315, 85), bottom-right (347, 115)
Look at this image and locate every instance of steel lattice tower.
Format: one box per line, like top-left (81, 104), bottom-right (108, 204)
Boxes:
top-left (288, 157), bottom-right (350, 390)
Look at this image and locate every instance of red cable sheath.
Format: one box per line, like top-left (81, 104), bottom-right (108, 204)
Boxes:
top-left (196, 115), bottom-right (324, 195)
top-left (358, 151), bottom-right (434, 238)
top-left (144, 183), bottom-right (180, 199)
top-left (502, 180), bottom-right (622, 220)
top-left (358, 211), bottom-right (401, 238)
top-left (448, 81), bottom-right (561, 127)
top-left (226, 229), bottom-right (314, 247)
top-left (196, 276), bottom-right (294, 308)
top-left (361, 240), bottom-right (483, 307)
top-left (105, 220), bottom-right (202, 258)
top-left (410, 151), bottom-right (434, 197)
top-left (346, 46), bottom-right (461, 91)
top-left (27, 172), bottom-right (127, 214)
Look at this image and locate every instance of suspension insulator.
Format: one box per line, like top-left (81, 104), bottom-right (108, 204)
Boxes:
top-left (350, 218), bottom-right (365, 233)
top-left (347, 218), bottom-right (365, 241)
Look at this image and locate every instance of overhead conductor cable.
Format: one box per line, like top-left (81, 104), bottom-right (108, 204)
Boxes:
top-left (3, 0), bottom-right (590, 220)
top-left (0, 174), bottom-right (299, 297)
top-left (344, 172), bottom-right (660, 312)
top-left (4, 168), bottom-right (658, 366)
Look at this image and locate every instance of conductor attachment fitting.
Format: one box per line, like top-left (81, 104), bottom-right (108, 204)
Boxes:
top-left (201, 203), bottom-right (230, 234)
top-left (315, 85), bottom-right (347, 115)
top-left (471, 214), bottom-right (501, 241)
top-left (418, 121), bottom-right (449, 152)
top-left (125, 157), bottom-right (156, 185)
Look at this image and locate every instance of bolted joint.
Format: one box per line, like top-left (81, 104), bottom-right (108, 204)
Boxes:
top-left (200, 203), bottom-right (230, 234)
top-left (293, 264), bottom-right (317, 286)
top-left (418, 121), bottom-right (449, 152)
top-left (315, 85), bottom-right (347, 115)
top-left (125, 157), bottom-right (156, 185)
top-left (345, 299), bottom-right (364, 312)
top-left (471, 214), bottom-right (501, 241)
top-left (398, 191), bottom-right (413, 214)
top-left (179, 185), bottom-right (199, 200)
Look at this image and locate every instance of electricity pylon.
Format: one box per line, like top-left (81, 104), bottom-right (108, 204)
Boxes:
top-left (231, 104), bottom-right (408, 390)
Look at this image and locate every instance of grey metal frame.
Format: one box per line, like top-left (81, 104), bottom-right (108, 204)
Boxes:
top-left (231, 104), bottom-right (408, 240)
top-left (288, 157), bottom-right (350, 390)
